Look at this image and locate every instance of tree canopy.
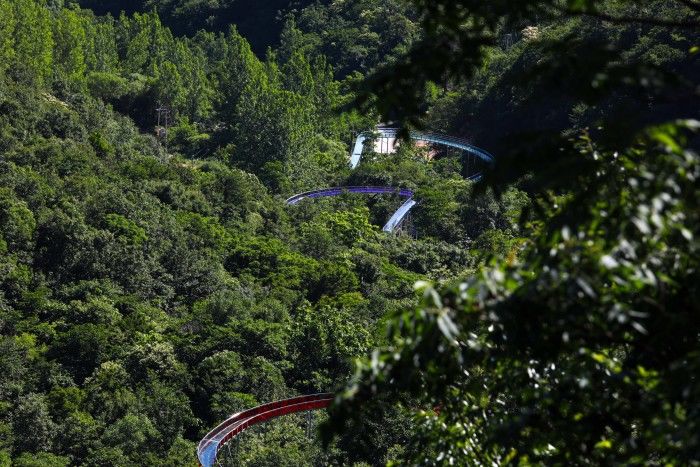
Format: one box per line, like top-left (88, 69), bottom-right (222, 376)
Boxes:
top-left (0, 0), bottom-right (698, 465)
top-left (322, 0), bottom-right (700, 465)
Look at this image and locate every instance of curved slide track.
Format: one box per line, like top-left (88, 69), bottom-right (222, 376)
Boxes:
top-left (350, 127), bottom-right (495, 169)
top-left (285, 186), bottom-right (415, 233)
top-left (197, 394), bottom-right (334, 466)
top-left (197, 129), bottom-right (494, 466)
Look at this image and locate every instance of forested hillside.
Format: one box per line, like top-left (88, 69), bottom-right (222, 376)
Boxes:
top-left (76, 0), bottom-right (316, 54)
top-left (0, 0), bottom-right (522, 465)
top-left (0, 0), bottom-right (698, 466)
top-left (75, 0), bottom-right (419, 68)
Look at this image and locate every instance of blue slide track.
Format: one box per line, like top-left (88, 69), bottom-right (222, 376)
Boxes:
top-left (350, 127), bottom-right (495, 169)
top-left (285, 186), bottom-right (415, 232)
top-left (294, 128), bottom-right (495, 233)
top-left (197, 129), bottom-right (494, 466)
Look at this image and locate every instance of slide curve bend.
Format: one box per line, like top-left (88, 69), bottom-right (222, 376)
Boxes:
top-left (350, 127), bottom-right (494, 169)
top-left (285, 186), bottom-right (415, 232)
top-left (197, 394), bottom-right (333, 466)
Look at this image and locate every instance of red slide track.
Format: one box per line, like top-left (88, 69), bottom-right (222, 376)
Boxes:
top-left (197, 393), bottom-right (334, 466)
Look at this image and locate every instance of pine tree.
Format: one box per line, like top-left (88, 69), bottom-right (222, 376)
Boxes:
top-left (215, 26), bottom-right (264, 131)
top-left (282, 51), bottom-right (315, 98)
top-left (155, 60), bottom-right (185, 113)
top-left (12, 0), bottom-right (54, 86)
top-left (52, 8), bottom-right (88, 87)
top-left (174, 41), bottom-right (213, 121)
top-left (0, 0), bottom-right (16, 78)
top-left (81, 13), bottom-right (119, 73)
top-left (123, 11), bottom-right (175, 76)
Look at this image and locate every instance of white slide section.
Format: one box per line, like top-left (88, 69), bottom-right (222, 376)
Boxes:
top-left (383, 198), bottom-right (418, 233)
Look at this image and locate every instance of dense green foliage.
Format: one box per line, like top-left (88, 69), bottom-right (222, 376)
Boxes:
top-left (74, 0), bottom-right (420, 69)
top-left (75, 0), bottom-right (316, 55)
top-left (1, 0), bottom-right (698, 465)
top-left (0, 0), bottom-right (525, 465)
top-left (324, 0), bottom-right (700, 465)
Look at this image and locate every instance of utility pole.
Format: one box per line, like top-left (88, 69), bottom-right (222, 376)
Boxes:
top-left (155, 102), bottom-right (171, 153)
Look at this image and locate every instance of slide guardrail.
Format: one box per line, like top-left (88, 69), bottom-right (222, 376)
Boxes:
top-left (350, 127), bottom-right (494, 169)
top-left (197, 393), bottom-right (334, 467)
